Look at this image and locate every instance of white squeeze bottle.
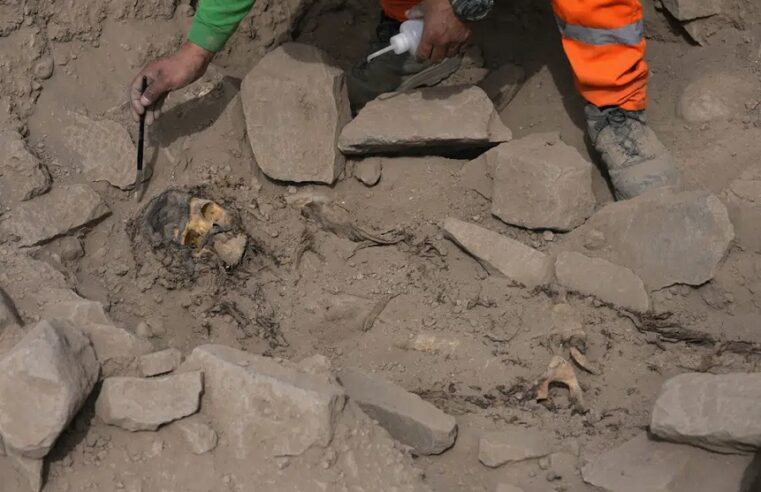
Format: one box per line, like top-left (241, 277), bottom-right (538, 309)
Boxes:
top-left (367, 20), bottom-right (424, 62)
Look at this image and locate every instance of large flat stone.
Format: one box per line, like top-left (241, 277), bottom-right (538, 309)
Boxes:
top-left (183, 345), bottom-right (346, 457)
top-left (651, 372), bottom-right (761, 453)
top-left (478, 427), bottom-right (552, 467)
top-left (661, 0), bottom-right (721, 21)
top-left (40, 291), bottom-right (152, 374)
top-left (555, 251), bottom-right (650, 312)
top-left (339, 368), bottom-right (457, 455)
top-left (241, 43), bottom-right (350, 184)
top-left (565, 189), bottom-right (734, 290)
top-left (0, 320), bottom-right (99, 458)
top-left (443, 217), bottom-right (553, 289)
top-left (582, 433), bottom-right (758, 492)
top-left (96, 372), bottom-right (203, 431)
top-left (490, 133), bottom-right (596, 231)
top-left (2, 184), bottom-right (110, 246)
top-left (0, 130), bottom-right (50, 206)
top-left (338, 86), bottom-right (511, 155)
top-left (722, 163), bottom-right (761, 253)
top-left (61, 112), bottom-right (135, 189)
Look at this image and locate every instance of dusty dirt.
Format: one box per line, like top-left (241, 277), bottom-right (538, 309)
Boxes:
top-left (1, 0), bottom-right (761, 490)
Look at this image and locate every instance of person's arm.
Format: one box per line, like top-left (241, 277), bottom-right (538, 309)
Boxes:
top-left (188, 0), bottom-right (256, 52)
top-left (129, 0), bottom-right (256, 124)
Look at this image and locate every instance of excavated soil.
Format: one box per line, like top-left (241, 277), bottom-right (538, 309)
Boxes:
top-left (2, 0), bottom-right (761, 490)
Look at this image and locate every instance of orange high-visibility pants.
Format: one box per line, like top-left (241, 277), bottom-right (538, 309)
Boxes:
top-left (379, 0), bottom-right (648, 110)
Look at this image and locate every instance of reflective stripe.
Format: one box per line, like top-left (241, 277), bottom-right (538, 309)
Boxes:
top-left (556, 18), bottom-right (644, 46)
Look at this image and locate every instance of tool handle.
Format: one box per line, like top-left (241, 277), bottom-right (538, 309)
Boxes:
top-left (137, 76), bottom-right (148, 172)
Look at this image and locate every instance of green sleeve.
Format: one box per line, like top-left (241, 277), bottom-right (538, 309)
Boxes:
top-left (188, 0), bottom-right (256, 52)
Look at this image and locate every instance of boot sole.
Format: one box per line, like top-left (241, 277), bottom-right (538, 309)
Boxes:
top-left (396, 57), bottom-right (462, 92)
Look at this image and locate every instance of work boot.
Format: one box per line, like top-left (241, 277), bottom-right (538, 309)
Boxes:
top-left (586, 105), bottom-right (682, 200)
top-left (347, 13), bottom-right (462, 113)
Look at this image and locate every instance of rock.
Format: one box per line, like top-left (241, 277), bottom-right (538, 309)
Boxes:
top-left (555, 251), bottom-right (650, 312)
top-left (32, 56), bottom-right (54, 79)
top-left (0, 287), bottom-right (21, 332)
top-left (0, 320), bottom-right (99, 458)
top-left (338, 368), bottom-right (457, 455)
top-left (650, 372), bottom-right (761, 453)
top-left (478, 427), bottom-right (552, 468)
top-left (58, 236), bottom-right (84, 261)
top-left (40, 292), bottom-right (152, 374)
top-left (2, 184), bottom-right (110, 247)
top-left (566, 189), bottom-right (734, 290)
top-left (581, 433), bottom-right (757, 492)
top-left (61, 112), bottom-right (137, 189)
top-left (175, 416), bottom-right (218, 455)
top-left (677, 73), bottom-right (756, 123)
top-left (139, 348), bottom-right (182, 377)
top-left (479, 63), bottom-right (526, 112)
top-left (722, 164), bottom-right (761, 253)
top-left (495, 485), bottom-right (525, 492)
top-left (353, 158), bottom-right (382, 186)
top-left (661, 0), bottom-right (721, 21)
top-left (8, 453), bottom-right (43, 492)
top-left (443, 218), bottom-right (553, 289)
top-left (96, 372), bottom-right (203, 432)
top-left (212, 232), bottom-right (247, 267)
top-left (338, 86), bottom-right (511, 155)
top-left (459, 153), bottom-right (493, 199)
top-left (183, 345), bottom-right (346, 457)
top-left (241, 43), bottom-right (350, 184)
top-left (490, 132), bottom-right (596, 231)
top-left (0, 130), bottom-right (50, 206)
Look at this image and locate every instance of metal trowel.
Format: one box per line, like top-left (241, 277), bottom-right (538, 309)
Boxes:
top-left (134, 76), bottom-right (148, 202)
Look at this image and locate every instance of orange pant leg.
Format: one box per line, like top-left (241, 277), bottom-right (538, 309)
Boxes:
top-left (552, 0), bottom-right (649, 110)
top-left (380, 0), bottom-right (420, 21)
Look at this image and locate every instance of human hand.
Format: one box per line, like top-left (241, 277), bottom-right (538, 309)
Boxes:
top-left (407, 0), bottom-right (472, 63)
top-left (129, 42), bottom-right (214, 125)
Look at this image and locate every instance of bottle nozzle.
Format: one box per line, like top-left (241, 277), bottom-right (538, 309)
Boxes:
top-left (367, 44), bottom-right (395, 63)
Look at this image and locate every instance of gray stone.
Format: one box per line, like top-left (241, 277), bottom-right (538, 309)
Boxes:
top-left (40, 292), bottom-right (152, 374)
top-left (8, 453), bottom-right (43, 492)
top-left (479, 63), bottom-right (526, 112)
top-left (61, 112), bottom-right (136, 189)
top-left (582, 433), bottom-right (757, 492)
top-left (0, 287), bottom-right (21, 332)
top-left (176, 416), bottom-right (218, 454)
top-left (96, 372), bottom-right (203, 432)
top-left (443, 217), bottom-right (553, 289)
top-left (353, 158), bottom-right (382, 186)
top-left (0, 130), bottom-right (50, 206)
top-left (32, 56), bottom-right (54, 80)
top-left (241, 43), bottom-right (350, 184)
top-left (722, 164), bottom-right (761, 253)
top-left (661, 0), bottom-right (721, 21)
top-left (338, 86), bottom-right (511, 155)
top-left (478, 427), bottom-right (552, 467)
top-left (0, 320), bottom-right (99, 458)
top-left (338, 368), bottom-right (457, 455)
top-left (459, 154), bottom-right (493, 199)
top-left (139, 348), bottom-right (182, 377)
top-left (677, 73), bottom-right (756, 123)
top-left (2, 184), bottom-right (109, 246)
top-left (566, 189), bottom-right (734, 290)
top-left (183, 345), bottom-right (346, 457)
top-left (651, 372), bottom-right (761, 453)
top-left (555, 251), bottom-right (650, 312)
top-left (490, 132), bottom-right (596, 231)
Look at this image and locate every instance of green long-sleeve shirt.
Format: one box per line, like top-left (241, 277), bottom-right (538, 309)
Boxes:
top-left (188, 0), bottom-right (256, 52)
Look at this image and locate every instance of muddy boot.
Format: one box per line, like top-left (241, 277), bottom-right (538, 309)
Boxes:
top-left (347, 14), bottom-right (462, 113)
top-left (586, 105), bottom-right (682, 200)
